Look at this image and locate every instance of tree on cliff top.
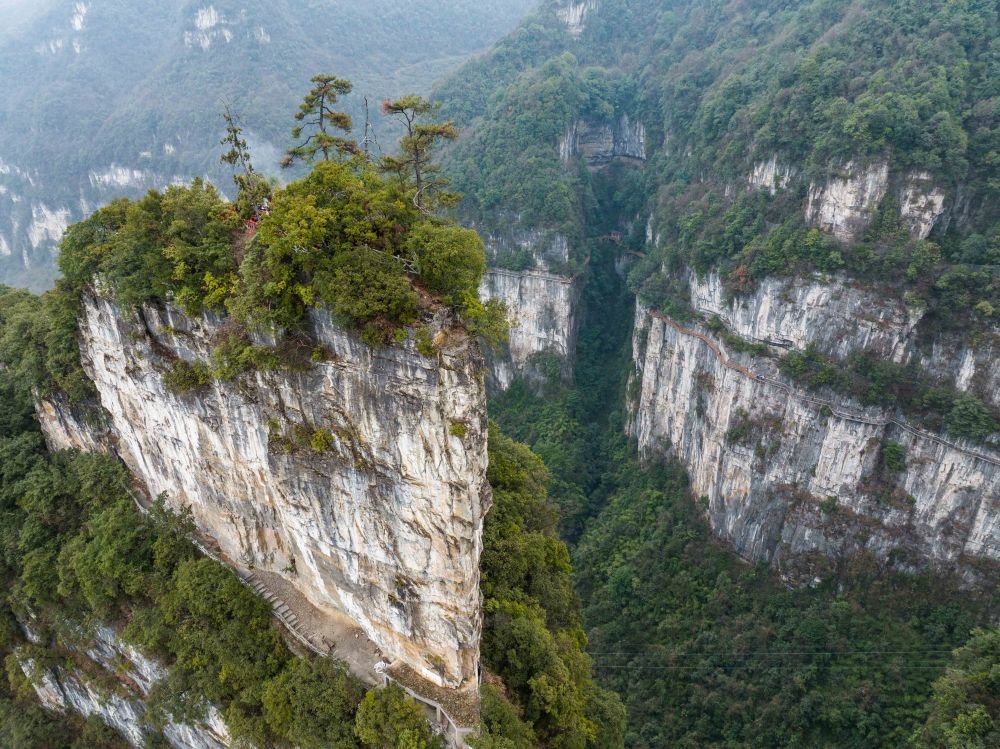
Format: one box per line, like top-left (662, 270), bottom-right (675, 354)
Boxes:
top-left (282, 75), bottom-right (359, 168)
top-left (380, 95), bottom-right (459, 215)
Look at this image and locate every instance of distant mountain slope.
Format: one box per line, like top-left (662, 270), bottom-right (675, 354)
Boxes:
top-left (0, 0), bottom-right (536, 289)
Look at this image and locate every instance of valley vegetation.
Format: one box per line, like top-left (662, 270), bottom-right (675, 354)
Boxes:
top-left (433, 1), bottom-right (1000, 745)
top-left (0, 72), bottom-right (619, 748)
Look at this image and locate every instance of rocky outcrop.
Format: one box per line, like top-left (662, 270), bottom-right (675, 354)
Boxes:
top-left (627, 304), bottom-right (1000, 580)
top-left (899, 171), bottom-right (947, 240)
top-left (36, 295), bottom-right (490, 689)
top-left (687, 270), bottom-right (1000, 408)
top-left (805, 162), bottom-right (889, 241)
top-left (22, 626), bottom-right (230, 748)
top-left (748, 156), bottom-right (794, 194)
top-left (559, 115), bottom-right (646, 166)
top-left (477, 223), bottom-right (582, 389)
top-left (480, 268), bottom-right (580, 390)
top-left (556, 0), bottom-right (598, 36)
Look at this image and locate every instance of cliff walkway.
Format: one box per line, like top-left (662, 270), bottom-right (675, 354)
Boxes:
top-left (647, 310), bottom-right (1000, 468)
top-left (126, 489), bottom-right (477, 747)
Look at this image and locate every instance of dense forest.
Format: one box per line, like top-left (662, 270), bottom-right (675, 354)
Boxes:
top-left (439, 0), bottom-right (999, 330)
top-left (435, 0), bottom-right (1000, 746)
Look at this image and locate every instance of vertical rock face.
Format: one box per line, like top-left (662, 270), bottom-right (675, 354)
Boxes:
top-left (37, 294), bottom-right (490, 689)
top-left (742, 159), bottom-right (948, 241)
top-left (480, 268), bottom-right (580, 390)
top-left (556, 0), bottom-right (599, 36)
top-left (559, 115), bottom-right (646, 166)
top-left (748, 156), bottom-right (794, 194)
top-left (22, 626), bottom-right (230, 749)
top-left (478, 224), bottom-right (581, 389)
top-left (627, 305), bottom-right (1000, 580)
top-left (687, 270), bottom-right (1000, 408)
top-left (806, 162), bottom-right (890, 241)
top-left (899, 171), bottom-right (947, 240)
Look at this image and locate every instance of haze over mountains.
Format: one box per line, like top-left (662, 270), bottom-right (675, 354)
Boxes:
top-left (0, 0), bottom-right (537, 290)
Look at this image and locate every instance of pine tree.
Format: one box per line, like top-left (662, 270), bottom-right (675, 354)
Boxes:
top-left (282, 75), bottom-right (358, 167)
top-left (379, 95), bottom-right (459, 215)
top-left (220, 104), bottom-right (270, 219)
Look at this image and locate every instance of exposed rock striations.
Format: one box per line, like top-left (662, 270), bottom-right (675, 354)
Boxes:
top-left (627, 276), bottom-right (1000, 580)
top-left (37, 294), bottom-right (490, 690)
top-left (21, 626), bottom-right (230, 749)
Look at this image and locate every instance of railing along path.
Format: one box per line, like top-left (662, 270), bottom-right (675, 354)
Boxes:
top-left (125, 489), bottom-right (473, 746)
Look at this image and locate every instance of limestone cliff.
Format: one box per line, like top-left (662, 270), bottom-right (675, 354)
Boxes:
top-left (21, 626), bottom-right (229, 749)
top-left (480, 267), bottom-right (579, 391)
top-left (742, 158), bottom-right (951, 242)
top-left (559, 115), bottom-right (646, 166)
top-left (556, 0), bottom-right (599, 36)
top-left (627, 274), bottom-right (1000, 581)
top-left (476, 224), bottom-right (581, 389)
top-left (37, 294), bottom-right (490, 690)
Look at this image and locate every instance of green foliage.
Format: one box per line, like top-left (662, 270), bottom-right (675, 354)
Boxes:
top-left (414, 326), bottom-right (436, 356)
top-left (261, 657), bottom-right (365, 749)
top-left (449, 421), bottom-right (468, 439)
top-left (463, 297), bottom-right (511, 352)
top-left (208, 334), bottom-right (282, 381)
top-left (446, 52), bottom-right (590, 230)
top-left (470, 685), bottom-right (538, 749)
top-left (353, 684), bottom-right (444, 749)
top-left (883, 441), bottom-right (908, 472)
top-left (946, 394), bottom-right (1000, 442)
top-left (219, 105), bottom-right (272, 222)
top-left (407, 222), bottom-right (486, 305)
top-left (56, 82), bottom-right (494, 346)
top-left (483, 425), bottom-right (625, 748)
top-left (780, 345), bottom-right (1000, 445)
top-left (916, 627), bottom-right (1000, 749)
top-left (162, 360), bottom-right (212, 395)
top-left (0, 285), bottom-right (93, 402)
top-left (380, 96), bottom-right (459, 214)
top-left (57, 182), bottom-right (239, 315)
top-left (282, 75), bottom-right (358, 167)
top-left (310, 428), bottom-right (334, 452)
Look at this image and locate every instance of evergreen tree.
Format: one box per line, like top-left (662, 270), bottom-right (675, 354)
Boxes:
top-left (282, 75), bottom-right (358, 167)
top-left (380, 95), bottom-right (459, 215)
top-left (220, 104), bottom-right (270, 219)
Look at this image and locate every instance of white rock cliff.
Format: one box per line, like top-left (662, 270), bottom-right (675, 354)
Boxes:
top-left (22, 626), bottom-right (230, 749)
top-left (627, 279), bottom-right (1000, 579)
top-left (38, 294), bottom-right (490, 689)
top-left (478, 224), bottom-right (581, 389)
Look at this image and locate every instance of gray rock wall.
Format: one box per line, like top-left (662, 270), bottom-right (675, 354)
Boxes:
top-left (627, 303), bottom-right (1000, 581)
top-left (37, 294), bottom-right (490, 689)
top-left (21, 626), bottom-right (229, 748)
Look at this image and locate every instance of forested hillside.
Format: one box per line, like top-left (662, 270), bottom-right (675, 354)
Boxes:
top-left (0, 91), bottom-right (622, 744)
top-left (441, 0), bottom-right (999, 294)
top-left (0, 0), bottom-right (536, 289)
top-left (438, 0), bottom-right (1000, 745)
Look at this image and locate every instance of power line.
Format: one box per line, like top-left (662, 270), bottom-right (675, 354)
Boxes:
top-left (588, 650), bottom-right (957, 657)
top-left (593, 663), bottom-right (954, 671)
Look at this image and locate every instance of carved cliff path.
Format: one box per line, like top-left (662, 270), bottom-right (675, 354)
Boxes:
top-left (648, 310), bottom-right (1000, 468)
top-left (125, 487), bottom-right (477, 745)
